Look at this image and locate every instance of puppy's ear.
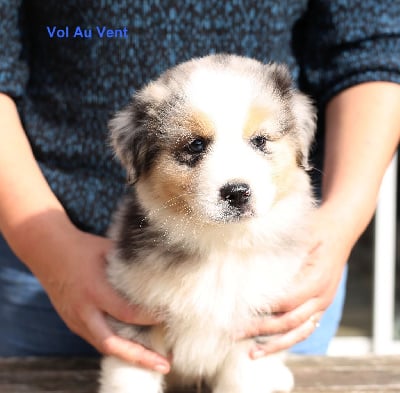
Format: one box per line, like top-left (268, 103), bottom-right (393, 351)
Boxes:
top-left (267, 63), bottom-right (293, 97)
top-left (109, 98), bottom-right (159, 184)
top-left (291, 92), bottom-right (316, 170)
top-left (267, 64), bottom-right (316, 170)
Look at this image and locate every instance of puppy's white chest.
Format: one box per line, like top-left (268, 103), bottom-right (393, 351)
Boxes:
top-left (181, 250), bottom-right (298, 320)
top-left (162, 249), bottom-right (300, 377)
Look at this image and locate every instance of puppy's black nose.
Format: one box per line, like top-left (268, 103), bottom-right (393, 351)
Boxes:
top-left (220, 183), bottom-right (251, 208)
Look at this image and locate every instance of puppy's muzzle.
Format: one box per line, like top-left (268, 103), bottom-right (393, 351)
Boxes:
top-left (220, 183), bottom-right (251, 209)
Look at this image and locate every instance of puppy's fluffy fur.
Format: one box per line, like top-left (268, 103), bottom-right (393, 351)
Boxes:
top-left (100, 54), bottom-right (316, 393)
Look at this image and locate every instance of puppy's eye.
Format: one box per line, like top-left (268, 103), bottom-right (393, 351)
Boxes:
top-left (251, 135), bottom-right (267, 150)
top-left (187, 138), bottom-right (206, 154)
top-left (175, 136), bottom-right (210, 167)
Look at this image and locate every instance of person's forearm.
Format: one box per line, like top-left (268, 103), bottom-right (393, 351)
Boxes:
top-left (0, 94), bottom-right (170, 370)
top-left (322, 82), bottom-right (400, 244)
top-left (0, 93), bottom-right (76, 270)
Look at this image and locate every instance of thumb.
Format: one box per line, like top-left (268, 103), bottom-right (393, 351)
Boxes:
top-left (100, 282), bottom-right (159, 326)
top-left (84, 308), bottom-right (170, 372)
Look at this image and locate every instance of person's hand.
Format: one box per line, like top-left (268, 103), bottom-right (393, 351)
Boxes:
top-left (244, 204), bottom-right (354, 358)
top-left (33, 226), bottom-right (171, 373)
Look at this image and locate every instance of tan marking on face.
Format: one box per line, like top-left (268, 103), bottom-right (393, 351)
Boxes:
top-left (243, 106), bottom-right (271, 139)
top-left (145, 152), bottom-right (197, 216)
top-left (139, 109), bottom-right (215, 217)
top-left (270, 137), bottom-right (303, 203)
top-left (186, 110), bottom-right (215, 139)
top-left (167, 110), bottom-right (215, 151)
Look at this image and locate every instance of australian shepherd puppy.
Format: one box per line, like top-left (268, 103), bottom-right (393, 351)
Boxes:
top-left (100, 54), bottom-right (316, 393)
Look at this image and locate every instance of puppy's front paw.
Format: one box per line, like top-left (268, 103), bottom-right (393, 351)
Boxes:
top-left (99, 356), bottom-right (164, 393)
top-left (269, 364), bottom-right (294, 393)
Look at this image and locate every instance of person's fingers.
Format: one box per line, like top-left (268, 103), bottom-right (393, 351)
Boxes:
top-left (99, 282), bottom-right (159, 326)
top-left (269, 270), bottom-right (323, 314)
top-left (249, 311), bottom-right (324, 358)
top-left (84, 309), bottom-right (171, 373)
top-left (240, 297), bottom-right (322, 339)
top-left (87, 238), bottom-right (159, 326)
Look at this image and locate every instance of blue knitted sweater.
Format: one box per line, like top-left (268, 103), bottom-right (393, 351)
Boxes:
top-left (1, 1), bottom-right (399, 235)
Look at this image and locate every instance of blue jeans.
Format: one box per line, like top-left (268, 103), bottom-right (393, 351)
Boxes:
top-left (0, 235), bottom-right (346, 356)
top-left (0, 236), bottom-right (97, 356)
top-left (291, 265), bottom-right (348, 354)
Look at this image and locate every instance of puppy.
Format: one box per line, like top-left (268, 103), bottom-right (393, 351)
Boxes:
top-left (100, 54), bottom-right (316, 393)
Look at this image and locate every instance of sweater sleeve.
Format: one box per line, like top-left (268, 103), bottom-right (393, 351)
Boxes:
top-left (0, 0), bottom-right (29, 99)
top-left (298, 0), bottom-right (400, 107)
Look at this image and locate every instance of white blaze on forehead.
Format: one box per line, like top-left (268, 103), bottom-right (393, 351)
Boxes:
top-left (185, 67), bottom-right (282, 141)
top-left (186, 68), bottom-right (258, 135)
top-left (184, 68), bottom-right (278, 219)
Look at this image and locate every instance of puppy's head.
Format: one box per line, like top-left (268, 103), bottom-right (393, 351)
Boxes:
top-left (110, 55), bottom-right (315, 225)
